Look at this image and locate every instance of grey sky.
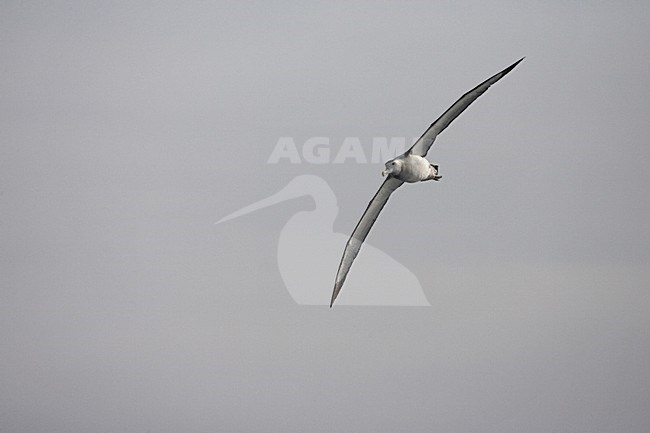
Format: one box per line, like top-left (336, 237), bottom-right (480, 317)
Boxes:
top-left (2, 1), bottom-right (649, 432)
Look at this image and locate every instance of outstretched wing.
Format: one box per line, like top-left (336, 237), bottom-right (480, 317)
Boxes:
top-left (330, 176), bottom-right (404, 307)
top-left (407, 57), bottom-right (524, 157)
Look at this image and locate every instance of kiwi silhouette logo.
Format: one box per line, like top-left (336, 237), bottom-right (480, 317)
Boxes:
top-left (216, 175), bottom-right (430, 306)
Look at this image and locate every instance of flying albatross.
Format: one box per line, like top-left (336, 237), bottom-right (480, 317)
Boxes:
top-left (330, 58), bottom-right (524, 307)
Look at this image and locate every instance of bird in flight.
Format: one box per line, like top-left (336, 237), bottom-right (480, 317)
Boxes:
top-left (330, 58), bottom-right (524, 307)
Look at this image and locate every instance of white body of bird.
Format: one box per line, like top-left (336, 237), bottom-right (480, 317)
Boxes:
top-left (381, 154), bottom-right (441, 183)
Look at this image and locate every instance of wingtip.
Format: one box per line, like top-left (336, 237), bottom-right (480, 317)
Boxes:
top-left (330, 283), bottom-right (340, 308)
top-left (501, 57), bottom-right (525, 76)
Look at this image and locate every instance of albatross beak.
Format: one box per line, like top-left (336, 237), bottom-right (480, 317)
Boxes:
top-left (381, 169), bottom-right (389, 177)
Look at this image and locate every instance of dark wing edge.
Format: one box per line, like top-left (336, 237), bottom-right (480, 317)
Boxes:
top-left (407, 57), bottom-right (524, 157)
top-left (330, 176), bottom-right (404, 307)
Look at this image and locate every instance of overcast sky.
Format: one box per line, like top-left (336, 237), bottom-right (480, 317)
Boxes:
top-left (2, 1), bottom-right (649, 432)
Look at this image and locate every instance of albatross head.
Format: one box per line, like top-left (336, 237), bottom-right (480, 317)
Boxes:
top-left (382, 159), bottom-right (403, 177)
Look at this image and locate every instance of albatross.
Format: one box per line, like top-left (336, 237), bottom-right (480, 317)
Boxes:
top-left (330, 58), bottom-right (524, 307)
